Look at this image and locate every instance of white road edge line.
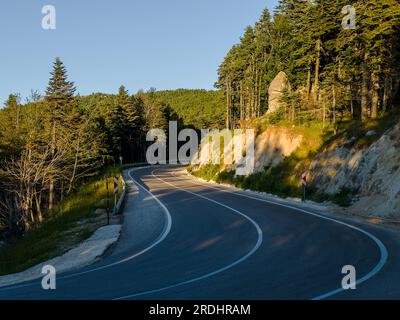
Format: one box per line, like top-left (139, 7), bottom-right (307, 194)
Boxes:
top-left (177, 169), bottom-right (389, 300)
top-left (0, 166), bottom-right (172, 292)
top-left (113, 168), bottom-right (264, 300)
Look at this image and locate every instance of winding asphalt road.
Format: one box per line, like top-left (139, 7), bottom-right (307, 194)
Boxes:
top-left (1, 166), bottom-right (400, 300)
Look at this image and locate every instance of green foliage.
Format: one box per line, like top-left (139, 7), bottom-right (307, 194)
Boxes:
top-left (46, 58), bottom-right (76, 100)
top-left (0, 94), bottom-right (24, 157)
top-left (263, 108), bottom-right (286, 125)
top-left (325, 109), bottom-right (400, 149)
top-left (45, 57), bottom-right (76, 118)
top-left (152, 89), bottom-right (225, 130)
top-left (0, 59), bottom-right (113, 238)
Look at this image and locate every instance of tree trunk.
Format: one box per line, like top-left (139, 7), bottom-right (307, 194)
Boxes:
top-left (246, 87), bottom-right (251, 120)
top-left (258, 74), bottom-right (262, 116)
top-left (26, 191), bottom-right (35, 226)
top-left (332, 84), bottom-right (337, 124)
top-left (314, 38), bottom-right (321, 102)
top-left (371, 73), bottom-right (380, 119)
top-left (16, 103), bottom-right (20, 132)
top-left (34, 191), bottom-right (43, 224)
top-left (361, 52), bottom-right (370, 121)
top-left (383, 75), bottom-right (392, 112)
top-left (348, 84), bottom-right (354, 118)
top-left (306, 63), bottom-right (312, 100)
top-left (68, 135), bottom-right (81, 194)
top-left (226, 80), bottom-right (231, 130)
top-left (291, 103), bottom-right (295, 122)
top-left (239, 82), bottom-right (244, 122)
top-left (48, 121), bottom-right (56, 211)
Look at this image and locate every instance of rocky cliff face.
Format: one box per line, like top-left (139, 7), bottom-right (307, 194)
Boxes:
top-left (310, 122), bottom-right (400, 217)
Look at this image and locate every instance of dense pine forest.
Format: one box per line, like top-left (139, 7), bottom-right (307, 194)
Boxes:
top-left (218, 0), bottom-right (400, 128)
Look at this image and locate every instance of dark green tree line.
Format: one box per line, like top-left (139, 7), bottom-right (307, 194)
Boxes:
top-left (218, 0), bottom-right (400, 128)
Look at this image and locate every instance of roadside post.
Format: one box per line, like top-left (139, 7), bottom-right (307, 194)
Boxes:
top-left (106, 175), bottom-right (110, 225)
top-left (301, 172), bottom-right (307, 202)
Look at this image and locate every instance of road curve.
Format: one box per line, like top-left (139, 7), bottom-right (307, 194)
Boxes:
top-left (0, 166), bottom-right (399, 300)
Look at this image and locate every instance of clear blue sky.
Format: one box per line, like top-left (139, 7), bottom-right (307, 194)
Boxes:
top-left (0, 0), bottom-right (278, 104)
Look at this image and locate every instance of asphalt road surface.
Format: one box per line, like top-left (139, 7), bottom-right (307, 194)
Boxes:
top-left (1, 166), bottom-right (400, 300)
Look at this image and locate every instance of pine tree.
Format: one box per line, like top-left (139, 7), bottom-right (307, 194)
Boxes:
top-left (359, 0), bottom-right (400, 118)
top-left (118, 85), bottom-right (138, 130)
top-left (45, 58), bottom-right (76, 112)
top-left (117, 85), bottom-right (139, 162)
top-left (45, 57), bottom-right (76, 211)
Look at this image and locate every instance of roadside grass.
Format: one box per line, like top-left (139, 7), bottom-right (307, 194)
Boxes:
top-left (0, 165), bottom-right (122, 276)
top-left (309, 187), bottom-right (356, 207)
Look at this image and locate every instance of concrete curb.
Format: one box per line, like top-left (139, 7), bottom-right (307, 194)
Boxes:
top-left (0, 224), bottom-right (122, 288)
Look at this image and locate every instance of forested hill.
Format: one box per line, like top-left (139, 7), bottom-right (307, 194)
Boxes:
top-left (0, 57), bottom-right (225, 237)
top-left (153, 89), bottom-right (225, 129)
top-left (218, 1), bottom-right (400, 128)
